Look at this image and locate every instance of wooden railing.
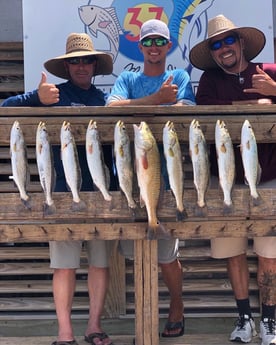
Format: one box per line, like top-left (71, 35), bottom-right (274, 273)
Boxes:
top-left (0, 105), bottom-right (276, 345)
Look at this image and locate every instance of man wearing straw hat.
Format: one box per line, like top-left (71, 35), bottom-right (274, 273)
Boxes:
top-left (190, 14), bottom-right (276, 345)
top-left (2, 33), bottom-right (114, 345)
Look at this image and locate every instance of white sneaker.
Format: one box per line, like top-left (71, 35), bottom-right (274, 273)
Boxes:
top-left (260, 318), bottom-right (276, 345)
top-left (230, 314), bottom-right (257, 343)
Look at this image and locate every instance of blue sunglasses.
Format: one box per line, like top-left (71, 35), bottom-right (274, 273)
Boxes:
top-left (210, 35), bottom-right (238, 51)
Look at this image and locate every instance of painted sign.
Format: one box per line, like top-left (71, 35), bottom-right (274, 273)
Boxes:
top-left (22, 0), bottom-right (274, 94)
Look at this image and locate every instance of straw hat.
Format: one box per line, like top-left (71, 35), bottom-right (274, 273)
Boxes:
top-left (44, 33), bottom-right (113, 79)
top-left (189, 14), bottom-right (266, 70)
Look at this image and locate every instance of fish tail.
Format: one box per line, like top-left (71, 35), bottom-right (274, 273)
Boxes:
top-left (223, 202), bottom-right (233, 215)
top-left (21, 196), bottom-right (31, 210)
top-left (43, 203), bottom-right (57, 216)
top-left (252, 194), bottom-right (262, 207)
top-left (194, 204), bottom-right (207, 217)
top-left (71, 200), bottom-right (86, 212)
top-left (147, 221), bottom-right (172, 240)
top-left (176, 208), bottom-right (188, 221)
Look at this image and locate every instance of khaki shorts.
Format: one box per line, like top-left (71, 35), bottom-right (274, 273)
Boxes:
top-left (211, 178), bottom-right (276, 258)
top-left (49, 240), bottom-right (114, 269)
top-left (118, 239), bottom-right (179, 264)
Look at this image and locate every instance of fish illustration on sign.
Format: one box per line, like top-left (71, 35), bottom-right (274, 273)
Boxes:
top-left (79, 5), bottom-right (123, 62)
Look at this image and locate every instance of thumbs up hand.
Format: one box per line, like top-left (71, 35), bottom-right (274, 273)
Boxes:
top-left (37, 72), bottom-right (60, 105)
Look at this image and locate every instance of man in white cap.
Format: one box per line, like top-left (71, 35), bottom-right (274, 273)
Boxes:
top-left (190, 14), bottom-right (276, 345)
top-left (2, 33), bottom-right (114, 345)
top-left (107, 19), bottom-right (195, 339)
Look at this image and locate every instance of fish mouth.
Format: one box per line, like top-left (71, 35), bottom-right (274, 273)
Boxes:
top-left (88, 119), bottom-right (97, 129)
top-left (62, 121), bottom-right (71, 131)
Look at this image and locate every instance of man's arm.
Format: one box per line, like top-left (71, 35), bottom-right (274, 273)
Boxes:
top-left (1, 72), bottom-right (60, 107)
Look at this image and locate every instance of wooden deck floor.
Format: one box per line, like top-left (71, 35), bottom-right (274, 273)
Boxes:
top-left (1, 334), bottom-right (262, 345)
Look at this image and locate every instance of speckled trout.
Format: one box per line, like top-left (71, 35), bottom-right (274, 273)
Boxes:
top-left (134, 121), bottom-right (171, 239)
top-left (9, 120), bottom-right (31, 209)
top-left (215, 120), bottom-right (235, 213)
top-left (189, 119), bottom-right (210, 216)
top-left (114, 120), bottom-right (136, 209)
top-left (240, 119), bottom-right (261, 205)
top-left (36, 121), bottom-right (56, 215)
top-left (60, 121), bottom-right (86, 211)
top-left (86, 120), bottom-right (112, 202)
top-left (163, 120), bottom-right (187, 221)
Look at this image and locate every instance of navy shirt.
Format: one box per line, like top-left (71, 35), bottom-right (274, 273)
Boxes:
top-left (1, 81), bottom-right (117, 191)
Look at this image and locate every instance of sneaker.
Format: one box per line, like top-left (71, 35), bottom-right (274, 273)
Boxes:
top-left (230, 314), bottom-right (257, 343)
top-left (260, 318), bottom-right (276, 345)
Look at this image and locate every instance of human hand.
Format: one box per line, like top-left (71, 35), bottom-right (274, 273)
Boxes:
top-left (37, 72), bottom-right (60, 105)
top-left (157, 75), bottom-right (178, 104)
top-left (243, 65), bottom-right (276, 96)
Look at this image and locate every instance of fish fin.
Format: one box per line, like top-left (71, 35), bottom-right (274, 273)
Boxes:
top-left (220, 143), bottom-right (226, 153)
top-left (256, 164), bottom-right (262, 185)
top-left (141, 153), bottom-right (148, 169)
top-left (21, 196), bottom-right (31, 210)
top-left (168, 147), bottom-right (174, 157)
top-left (252, 194), bottom-right (262, 207)
top-left (71, 200), bottom-right (86, 212)
top-left (194, 204), bottom-right (207, 217)
top-left (139, 195), bottom-right (145, 208)
top-left (87, 144), bottom-right (93, 155)
top-left (195, 144), bottom-right (199, 155)
top-left (43, 203), bottom-right (56, 216)
top-left (176, 208), bottom-right (188, 221)
top-left (246, 140), bottom-right (250, 150)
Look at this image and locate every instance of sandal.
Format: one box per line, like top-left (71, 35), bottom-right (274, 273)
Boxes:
top-left (51, 341), bottom-right (79, 345)
top-left (161, 316), bottom-right (185, 337)
top-left (84, 332), bottom-right (114, 345)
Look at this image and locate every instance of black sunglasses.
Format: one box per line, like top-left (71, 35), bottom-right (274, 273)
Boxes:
top-left (65, 56), bottom-right (97, 65)
top-left (141, 37), bottom-right (169, 47)
top-left (209, 35), bottom-right (238, 51)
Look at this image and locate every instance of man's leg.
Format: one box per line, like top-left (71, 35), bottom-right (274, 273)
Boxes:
top-left (85, 266), bottom-right (113, 345)
top-left (227, 253), bottom-right (249, 300)
top-left (160, 258), bottom-right (184, 336)
top-left (53, 268), bottom-right (76, 341)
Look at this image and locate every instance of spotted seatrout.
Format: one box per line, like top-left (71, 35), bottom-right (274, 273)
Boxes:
top-left (134, 121), bottom-right (171, 239)
top-left (215, 120), bottom-right (235, 213)
top-left (86, 120), bottom-right (112, 202)
top-left (36, 121), bottom-right (56, 215)
top-left (60, 121), bottom-right (86, 211)
top-left (114, 120), bottom-right (136, 209)
top-left (10, 120), bottom-right (31, 209)
top-left (240, 119), bottom-right (261, 205)
top-left (189, 119), bottom-right (210, 216)
top-left (163, 120), bottom-right (187, 221)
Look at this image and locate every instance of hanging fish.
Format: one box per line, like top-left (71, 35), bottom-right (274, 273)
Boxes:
top-left (163, 120), bottom-right (187, 221)
top-left (189, 119), bottom-right (210, 216)
top-left (134, 121), bottom-right (171, 239)
top-left (60, 121), bottom-right (86, 211)
top-left (36, 121), bottom-right (56, 215)
top-left (86, 120), bottom-right (112, 202)
top-left (240, 119), bottom-right (262, 206)
top-left (114, 120), bottom-right (136, 209)
top-left (215, 120), bottom-right (235, 214)
top-left (9, 120), bottom-right (31, 209)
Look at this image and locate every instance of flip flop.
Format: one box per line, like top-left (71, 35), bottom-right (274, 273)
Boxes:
top-left (51, 341), bottom-right (79, 345)
top-left (161, 316), bottom-right (185, 338)
top-left (84, 332), bottom-right (114, 345)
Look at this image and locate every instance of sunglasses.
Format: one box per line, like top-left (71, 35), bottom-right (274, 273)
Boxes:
top-left (141, 37), bottom-right (169, 47)
top-left (65, 56), bottom-right (97, 65)
top-left (209, 35), bottom-right (238, 51)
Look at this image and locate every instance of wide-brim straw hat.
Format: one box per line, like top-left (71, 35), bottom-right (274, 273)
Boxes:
top-left (44, 33), bottom-right (113, 79)
top-left (189, 14), bottom-right (266, 70)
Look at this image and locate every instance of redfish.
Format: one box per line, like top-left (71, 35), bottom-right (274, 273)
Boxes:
top-left (134, 121), bottom-right (171, 239)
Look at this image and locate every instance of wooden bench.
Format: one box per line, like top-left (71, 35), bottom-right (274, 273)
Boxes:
top-left (1, 105), bottom-right (276, 344)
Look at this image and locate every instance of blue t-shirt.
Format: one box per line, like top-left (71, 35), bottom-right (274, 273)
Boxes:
top-left (107, 69), bottom-right (195, 105)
